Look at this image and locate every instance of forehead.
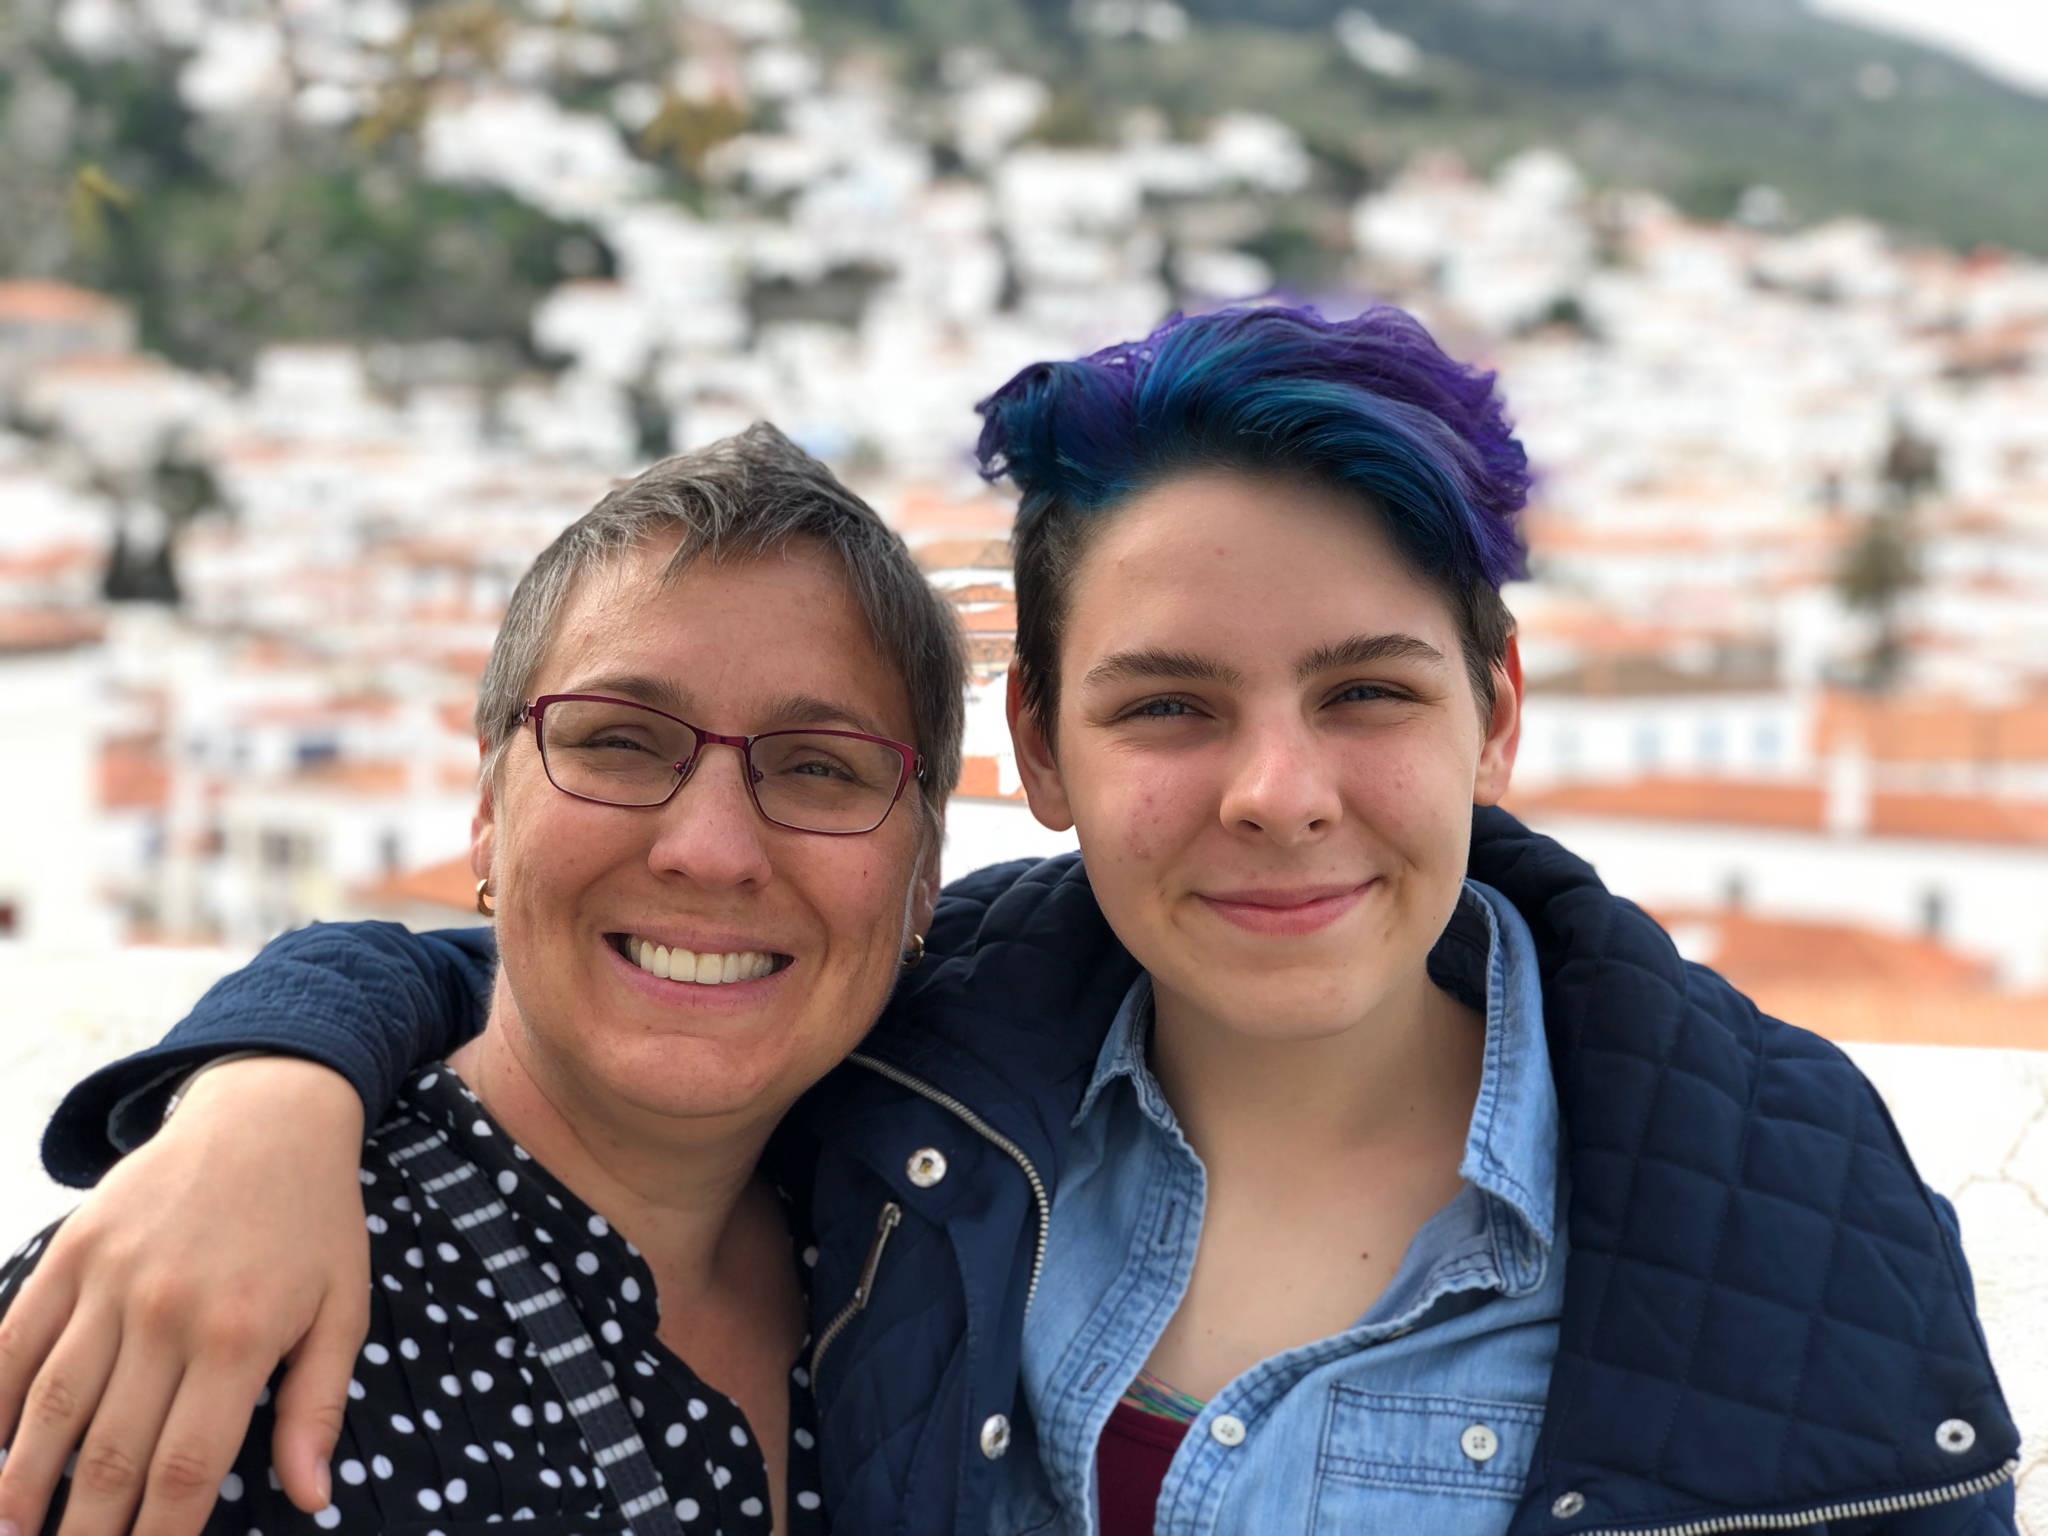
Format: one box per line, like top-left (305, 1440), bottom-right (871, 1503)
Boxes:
top-left (540, 537), bottom-right (909, 722)
top-left (1070, 470), bottom-right (1458, 641)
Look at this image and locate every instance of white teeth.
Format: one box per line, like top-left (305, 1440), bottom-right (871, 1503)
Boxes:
top-left (626, 937), bottom-right (775, 985)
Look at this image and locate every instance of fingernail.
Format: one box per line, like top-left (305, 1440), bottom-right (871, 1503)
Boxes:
top-left (0, 1518), bottom-right (23, 1536)
top-left (317, 1460), bottom-right (332, 1505)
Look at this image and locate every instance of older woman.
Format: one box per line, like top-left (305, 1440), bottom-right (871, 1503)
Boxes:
top-left (1, 307), bottom-right (2018, 1536)
top-left (0, 422), bottom-right (964, 1535)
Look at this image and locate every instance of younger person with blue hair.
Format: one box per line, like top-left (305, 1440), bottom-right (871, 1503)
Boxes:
top-left (0, 306), bottom-right (2018, 1536)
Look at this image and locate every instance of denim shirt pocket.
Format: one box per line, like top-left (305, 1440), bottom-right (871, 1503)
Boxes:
top-left (1310, 1388), bottom-right (1541, 1535)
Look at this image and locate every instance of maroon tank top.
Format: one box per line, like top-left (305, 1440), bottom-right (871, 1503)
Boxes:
top-left (1096, 1399), bottom-right (1192, 1536)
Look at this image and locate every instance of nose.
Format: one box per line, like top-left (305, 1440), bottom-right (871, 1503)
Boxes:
top-left (1216, 710), bottom-right (1344, 846)
top-left (645, 739), bottom-right (775, 888)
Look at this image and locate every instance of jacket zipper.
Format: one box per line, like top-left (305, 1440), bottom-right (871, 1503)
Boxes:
top-left (810, 1200), bottom-right (901, 1379)
top-left (1583, 1457), bottom-right (2018, 1536)
top-left (847, 1050), bottom-right (1055, 1314)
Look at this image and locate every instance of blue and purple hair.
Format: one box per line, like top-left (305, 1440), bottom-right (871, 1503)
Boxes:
top-left (975, 303), bottom-right (1532, 729)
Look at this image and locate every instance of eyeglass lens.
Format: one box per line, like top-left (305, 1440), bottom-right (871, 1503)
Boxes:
top-left (535, 697), bottom-right (907, 834)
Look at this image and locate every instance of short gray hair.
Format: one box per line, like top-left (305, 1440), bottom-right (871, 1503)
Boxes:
top-left (475, 423), bottom-right (965, 830)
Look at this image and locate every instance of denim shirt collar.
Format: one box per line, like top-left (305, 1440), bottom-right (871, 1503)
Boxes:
top-left (1073, 878), bottom-right (1559, 1259)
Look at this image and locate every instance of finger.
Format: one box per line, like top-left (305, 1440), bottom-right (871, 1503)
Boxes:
top-left (128, 1356), bottom-right (277, 1536)
top-left (0, 1307), bottom-right (121, 1536)
top-left (0, 1249), bottom-right (79, 1450)
top-left (268, 1295), bottom-right (368, 1515)
top-left (49, 1339), bottom-right (182, 1536)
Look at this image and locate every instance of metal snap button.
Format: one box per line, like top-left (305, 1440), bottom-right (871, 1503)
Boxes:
top-left (1209, 1414), bottom-right (1247, 1447)
top-left (979, 1413), bottom-right (1010, 1459)
top-left (1935, 1419), bottom-right (1976, 1455)
top-left (1460, 1423), bottom-right (1499, 1462)
top-left (1551, 1491), bottom-right (1586, 1519)
top-left (906, 1147), bottom-right (948, 1188)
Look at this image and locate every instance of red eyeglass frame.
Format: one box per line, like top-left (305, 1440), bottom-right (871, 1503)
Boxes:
top-left (520, 693), bottom-right (925, 836)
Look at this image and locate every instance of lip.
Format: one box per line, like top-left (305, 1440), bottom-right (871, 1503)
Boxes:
top-left (601, 930), bottom-right (794, 1008)
top-left (1195, 881), bottom-right (1373, 937)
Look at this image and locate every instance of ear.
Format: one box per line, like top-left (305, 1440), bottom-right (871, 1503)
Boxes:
top-left (470, 772), bottom-right (497, 888)
top-left (1473, 630), bottom-right (1523, 807)
top-left (911, 805), bottom-right (944, 936)
top-left (1006, 669), bottom-right (1075, 833)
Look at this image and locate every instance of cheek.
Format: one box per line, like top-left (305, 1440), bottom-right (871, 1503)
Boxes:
top-left (1075, 749), bottom-right (1216, 869)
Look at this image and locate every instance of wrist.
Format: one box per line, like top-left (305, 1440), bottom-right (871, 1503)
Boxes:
top-left (165, 1055), bottom-right (367, 1143)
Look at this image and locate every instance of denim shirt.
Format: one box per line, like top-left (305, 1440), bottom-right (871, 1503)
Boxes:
top-left (991, 880), bottom-right (1566, 1536)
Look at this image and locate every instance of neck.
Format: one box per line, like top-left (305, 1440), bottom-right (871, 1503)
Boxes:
top-left (448, 982), bottom-right (779, 1309)
top-left (1148, 962), bottom-right (1485, 1172)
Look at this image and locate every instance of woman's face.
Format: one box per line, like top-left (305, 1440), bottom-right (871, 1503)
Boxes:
top-left (1011, 470), bottom-right (1520, 1044)
top-left (474, 537), bottom-right (936, 1128)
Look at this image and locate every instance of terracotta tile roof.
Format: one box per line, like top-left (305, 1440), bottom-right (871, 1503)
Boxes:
top-left (1740, 982), bottom-right (2048, 1051)
top-left (889, 487), bottom-right (1014, 537)
top-left (913, 538), bottom-right (1011, 572)
top-left (956, 603), bottom-right (1016, 634)
top-left (357, 855), bottom-right (477, 914)
top-left (0, 280), bottom-right (125, 325)
top-left (99, 737), bottom-right (168, 811)
top-left (1817, 689), bottom-right (2048, 765)
top-left (1508, 775), bottom-right (2048, 847)
top-left (953, 754), bottom-right (1025, 800)
top-left (1650, 906), bottom-right (1992, 992)
top-left (0, 608), bottom-right (106, 654)
top-left (941, 582), bottom-right (1015, 605)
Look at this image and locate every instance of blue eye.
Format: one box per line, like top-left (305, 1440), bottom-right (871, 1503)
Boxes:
top-left (1134, 698), bottom-right (1194, 717)
top-left (1335, 684), bottom-right (1394, 704)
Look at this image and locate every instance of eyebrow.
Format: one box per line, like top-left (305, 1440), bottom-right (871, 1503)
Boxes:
top-left (1296, 632), bottom-right (1450, 679)
top-left (1082, 649), bottom-right (1246, 690)
top-left (564, 676), bottom-right (890, 738)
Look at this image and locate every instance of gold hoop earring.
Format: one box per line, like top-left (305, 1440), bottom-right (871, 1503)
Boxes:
top-left (475, 878), bottom-right (495, 918)
top-left (901, 932), bottom-right (925, 970)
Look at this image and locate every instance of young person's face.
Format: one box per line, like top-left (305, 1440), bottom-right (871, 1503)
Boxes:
top-left (1010, 470), bottom-right (1521, 1043)
top-left (474, 538), bottom-right (939, 1129)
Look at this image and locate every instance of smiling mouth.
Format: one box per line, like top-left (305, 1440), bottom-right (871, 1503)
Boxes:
top-left (610, 934), bottom-right (789, 985)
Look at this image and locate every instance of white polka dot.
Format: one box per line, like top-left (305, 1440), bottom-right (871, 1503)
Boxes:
top-left (362, 1343), bottom-right (390, 1365)
top-left (538, 1469), bottom-right (562, 1489)
top-left (513, 1145), bottom-right (531, 1161)
top-left (619, 1276), bottom-right (641, 1303)
top-left (391, 1196), bottom-right (412, 1213)
top-left (477, 1278), bottom-right (495, 1297)
top-left (495, 1336), bottom-right (516, 1358)
top-left (422, 1408), bottom-right (443, 1431)
top-left (541, 1263), bottom-right (562, 1284)
top-left (267, 1465), bottom-right (282, 1491)
top-left (532, 1227), bottom-right (551, 1244)
top-left (740, 1497), bottom-right (763, 1517)
top-left (511, 1405), bottom-right (535, 1427)
top-left (600, 1320), bottom-right (624, 1345)
top-left (633, 1359), bottom-right (655, 1377)
top-left (712, 1465), bottom-right (732, 1489)
top-left (729, 1425), bottom-right (749, 1448)
top-left (470, 1370), bottom-right (494, 1392)
top-left (497, 1170), bottom-right (518, 1195)
top-left (404, 1248), bottom-right (425, 1268)
top-left (569, 1466), bottom-right (587, 1488)
top-left (417, 1488), bottom-right (442, 1512)
top-left (338, 1459), bottom-right (366, 1486)
top-left (391, 1415), bottom-right (415, 1434)
top-left (437, 1242), bottom-right (460, 1263)
top-left (575, 1252), bottom-right (600, 1276)
top-left (358, 1169), bottom-right (377, 1186)
top-left (687, 1398), bottom-right (708, 1420)
top-left (543, 1402), bottom-right (563, 1424)
top-left (440, 1375), bottom-right (462, 1397)
top-left (665, 1424), bottom-right (687, 1447)
top-left (399, 1338), bottom-right (421, 1360)
top-left (791, 1365), bottom-right (810, 1387)
top-left (219, 1472), bottom-right (245, 1501)
top-left (457, 1305), bottom-right (479, 1321)
top-left (797, 1490), bottom-right (821, 1510)
top-left (380, 1274), bottom-right (402, 1292)
top-left (366, 1214), bottom-right (388, 1234)
top-left (418, 1073), bottom-right (438, 1090)
top-left (347, 1379), bottom-right (365, 1401)
top-left (314, 1504), bottom-right (342, 1528)
top-left (793, 1427), bottom-right (815, 1450)
top-left (445, 1478), bottom-right (468, 1503)
top-left (493, 1441), bottom-right (514, 1459)
top-left (801, 1246), bottom-right (819, 1267)
top-left (471, 1118), bottom-right (492, 1136)
top-left (674, 1498), bottom-right (700, 1521)
top-left (372, 1455), bottom-right (393, 1479)
top-left (425, 1304), bottom-right (449, 1324)
top-left (587, 1215), bottom-right (608, 1236)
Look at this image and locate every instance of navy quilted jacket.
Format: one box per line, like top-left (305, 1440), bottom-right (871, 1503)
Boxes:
top-left (46, 811), bottom-right (2020, 1536)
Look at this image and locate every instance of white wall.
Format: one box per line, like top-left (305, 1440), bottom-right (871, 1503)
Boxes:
top-left (0, 648), bottom-right (120, 945)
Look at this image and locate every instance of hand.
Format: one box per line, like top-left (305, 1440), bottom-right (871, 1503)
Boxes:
top-left (0, 1058), bottom-right (370, 1536)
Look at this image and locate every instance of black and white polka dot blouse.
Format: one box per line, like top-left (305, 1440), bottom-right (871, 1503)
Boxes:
top-left (0, 1065), bottom-right (828, 1536)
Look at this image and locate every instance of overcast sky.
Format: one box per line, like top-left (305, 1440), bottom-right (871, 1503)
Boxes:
top-left (1812, 0), bottom-right (2048, 95)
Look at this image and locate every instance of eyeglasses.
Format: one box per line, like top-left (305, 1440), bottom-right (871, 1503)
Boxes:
top-left (521, 693), bottom-right (924, 836)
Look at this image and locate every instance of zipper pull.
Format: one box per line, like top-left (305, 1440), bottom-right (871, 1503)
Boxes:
top-left (810, 1200), bottom-right (903, 1381)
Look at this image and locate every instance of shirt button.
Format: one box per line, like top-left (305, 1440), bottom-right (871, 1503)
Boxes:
top-left (1209, 1414), bottom-right (1247, 1447)
top-left (979, 1413), bottom-right (1011, 1459)
top-left (906, 1148), bottom-right (948, 1187)
top-left (1460, 1423), bottom-right (1499, 1462)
